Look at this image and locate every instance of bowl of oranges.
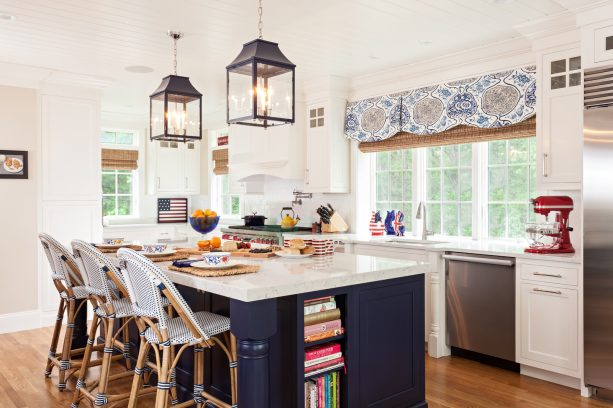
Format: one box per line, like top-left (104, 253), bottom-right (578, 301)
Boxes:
top-left (189, 209), bottom-right (220, 235)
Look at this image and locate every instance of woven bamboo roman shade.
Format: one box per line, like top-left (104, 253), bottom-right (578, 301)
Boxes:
top-left (359, 116), bottom-right (536, 153)
top-left (101, 148), bottom-right (139, 170)
top-left (212, 148), bottom-right (229, 175)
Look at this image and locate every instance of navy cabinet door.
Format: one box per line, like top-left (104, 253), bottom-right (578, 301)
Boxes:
top-left (357, 276), bottom-right (425, 408)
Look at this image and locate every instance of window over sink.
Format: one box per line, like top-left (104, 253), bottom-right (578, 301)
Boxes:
top-left (372, 137), bottom-right (536, 240)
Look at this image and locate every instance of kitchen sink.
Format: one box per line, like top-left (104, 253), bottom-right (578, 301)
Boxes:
top-left (383, 238), bottom-right (447, 245)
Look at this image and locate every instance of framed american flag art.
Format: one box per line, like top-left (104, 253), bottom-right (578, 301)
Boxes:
top-left (157, 198), bottom-right (188, 223)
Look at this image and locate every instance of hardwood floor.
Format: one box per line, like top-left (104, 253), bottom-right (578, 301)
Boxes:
top-left (1, 326), bottom-right (613, 407)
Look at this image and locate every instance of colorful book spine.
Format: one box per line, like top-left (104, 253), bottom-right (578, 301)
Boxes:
top-left (304, 300), bottom-right (337, 315)
top-left (304, 328), bottom-right (344, 343)
top-left (304, 362), bottom-right (345, 378)
top-left (304, 308), bottom-right (342, 326)
top-left (310, 381), bottom-right (317, 408)
top-left (305, 352), bottom-right (342, 368)
top-left (304, 319), bottom-right (342, 337)
top-left (305, 343), bottom-right (341, 361)
top-left (305, 382), bottom-right (310, 408)
top-left (332, 372), bottom-right (337, 408)
top-left (305, 357), bottom-right (344, 374)
top-left (318, 377), bottom-right (323, 407)
top-left (304, 296), bottom-right (334, 306)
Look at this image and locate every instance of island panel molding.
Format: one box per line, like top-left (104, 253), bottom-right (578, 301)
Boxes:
top-left (345, 65), bottom-right (536, 142)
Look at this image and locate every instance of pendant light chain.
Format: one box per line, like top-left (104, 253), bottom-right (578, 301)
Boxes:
top-left (258, 0), bottom-right (263, 39)
top-left (173, 34), bottom-right (178, 75)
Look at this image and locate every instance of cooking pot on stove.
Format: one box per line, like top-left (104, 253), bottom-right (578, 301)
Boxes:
top-left (242, 212), bottom-right (267, 227)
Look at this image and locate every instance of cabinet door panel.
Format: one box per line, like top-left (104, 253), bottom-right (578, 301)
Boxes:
top-left (545, 93), bottom-right (582, 183)
top-left (184, 142), bottom-right (200, 194)
top-left (519, 283), bottom-right (578, 371)
top-left (357, 278), bottom-right (425, 408)
top-left (156, 143), bottom-right (183, 192)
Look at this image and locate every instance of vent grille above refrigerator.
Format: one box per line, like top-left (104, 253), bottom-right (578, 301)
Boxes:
top-left (585, 66), bottom-right (613, 109)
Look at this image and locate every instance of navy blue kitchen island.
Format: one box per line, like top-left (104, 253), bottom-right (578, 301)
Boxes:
top-left (124, 253), bottom-right (428, 408)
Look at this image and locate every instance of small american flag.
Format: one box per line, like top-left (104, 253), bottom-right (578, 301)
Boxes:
top-left (157, 198), bottom-right (188, 223)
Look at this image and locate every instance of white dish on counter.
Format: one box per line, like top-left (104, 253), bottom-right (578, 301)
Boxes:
top-left (140, 249), bottom-right (177, 257)
top-left (274, 252), bottom-right (314, 259)
top-left (190, 260), bottom-right (238, 270)
top-left (96, 242), bottom-right (133, 249)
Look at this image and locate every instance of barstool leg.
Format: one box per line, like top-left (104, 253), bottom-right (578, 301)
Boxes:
top-left (155, 344), bottom-right (172, 408)
top-left (70, 313), bottom-right (99, 408)
top-left (194, 347), bottom-right (205, 408)
top-left (94, 316), bottom-right (116, 407)
top-left (230, 334), bottom-right (238, 406)
top-left (122, 317), bottom-right (133, 370)
top-left (127, 338), bottom-right (150, 408)
top-left (58, 298), bottom-right (76, 391)
top-left (45, 298), bottom-right (65, 377)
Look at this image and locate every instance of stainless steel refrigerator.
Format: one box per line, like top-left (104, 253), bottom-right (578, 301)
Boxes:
top-left (584, 65), bottom-right (613, 391)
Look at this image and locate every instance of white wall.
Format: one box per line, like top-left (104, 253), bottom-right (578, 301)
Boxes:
top-left (0, 86), bottom-right (39, 316)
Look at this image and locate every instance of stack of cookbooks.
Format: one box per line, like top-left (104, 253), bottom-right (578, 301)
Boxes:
top-left (304, 296), bottom-right (344, 343)
top-left (304, 371), bottom-right (340, 408)
top-left (304, 342), bottom-right (344, 377)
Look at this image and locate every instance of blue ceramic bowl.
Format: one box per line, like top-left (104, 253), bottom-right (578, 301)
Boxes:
top-left (189, 216), bottom-right (221, 235)
top-left (201, 252), bottom-right (231, 266)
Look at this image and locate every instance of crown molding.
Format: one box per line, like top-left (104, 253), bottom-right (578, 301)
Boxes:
top-left (348, 36), bottom-right (534, 101)
top-left (513, 10), bottom-right (578, 42)
top-left (576, 0), bottom-right (613, 26)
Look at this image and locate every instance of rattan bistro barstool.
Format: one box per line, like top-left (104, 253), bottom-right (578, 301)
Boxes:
top-left (38, 233), bottom-right (97, 391)
top-left (69, 240), bottom-right (156, 408)
top-left (117, 248), bottom-right (238, 408)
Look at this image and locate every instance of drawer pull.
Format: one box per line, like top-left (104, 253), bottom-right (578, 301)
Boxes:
top-left (533, 272), bottom-right (562, 278)
top-left (534, 288), bottom-right (562, 295)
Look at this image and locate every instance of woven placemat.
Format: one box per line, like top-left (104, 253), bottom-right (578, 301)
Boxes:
top-left (167, 264), bottom-right (260, 277)
top-left (144, 252), bottom-right (191, 262)
top-left (96, 245), bottom-right (143, 254)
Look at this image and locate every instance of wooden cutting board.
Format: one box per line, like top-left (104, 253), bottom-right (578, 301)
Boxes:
top-left (231, 251), bottom-right (276, 259)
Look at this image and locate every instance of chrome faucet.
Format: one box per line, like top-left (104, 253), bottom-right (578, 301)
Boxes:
top-left (416, 202), bottom-right (434, 240)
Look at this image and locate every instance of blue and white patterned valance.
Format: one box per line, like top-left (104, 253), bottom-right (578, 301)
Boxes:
top-left (345, 65), bottom-right (537, 143)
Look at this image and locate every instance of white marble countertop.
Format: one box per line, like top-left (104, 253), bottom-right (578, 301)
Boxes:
top-left (283, 233), bottom-right (582, 264)
top-left (158, 252), bottom-right (428, 302)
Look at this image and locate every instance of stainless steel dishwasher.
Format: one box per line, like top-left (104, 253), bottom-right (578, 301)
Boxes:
top-left (444, 252), bottom-right (516, 362)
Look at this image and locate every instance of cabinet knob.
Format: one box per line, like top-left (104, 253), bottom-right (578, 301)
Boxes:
top-left (542, 153), bottom-right (548, 178)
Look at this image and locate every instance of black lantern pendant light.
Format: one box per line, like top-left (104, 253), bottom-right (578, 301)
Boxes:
top-left (150, 31), bottom-right (202, 142)
top-left (226, 0), bottom-right (296, 128)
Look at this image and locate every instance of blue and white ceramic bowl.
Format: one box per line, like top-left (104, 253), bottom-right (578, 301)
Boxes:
top-left (143, 243), bottom-right (168, 254)
top-left (201, 252), bottom-right (231, 267)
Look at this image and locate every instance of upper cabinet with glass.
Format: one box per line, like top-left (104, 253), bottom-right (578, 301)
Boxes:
top-left (549, 56), bottom-right (581, 90)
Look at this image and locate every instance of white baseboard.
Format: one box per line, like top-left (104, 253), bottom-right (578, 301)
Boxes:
top-left (0, 309), bottom-right (44, 334)
top-left (521, 364), bottom-right (581, 390)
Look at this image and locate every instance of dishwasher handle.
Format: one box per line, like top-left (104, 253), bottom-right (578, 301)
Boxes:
top-left (442, 254), bottom-right (515, 266)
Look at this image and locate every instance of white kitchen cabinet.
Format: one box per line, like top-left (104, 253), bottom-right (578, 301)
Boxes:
top-left (304, 98), bottom-right (350, 193)
top-left (147, 140), bottom-right (202, 195)
top-left (537, 48), bottom-right (583, 190)
top-left (518, 282), bottom-right (578, 374)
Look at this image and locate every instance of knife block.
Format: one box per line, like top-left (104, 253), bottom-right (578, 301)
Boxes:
top-left (321, 212), bottom-right (349, 233)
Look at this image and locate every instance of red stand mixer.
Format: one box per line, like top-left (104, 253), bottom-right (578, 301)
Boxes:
top-left (525, 196), bottom-right (575, 254)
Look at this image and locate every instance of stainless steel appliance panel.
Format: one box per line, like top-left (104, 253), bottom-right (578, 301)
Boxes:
top-left (445, 253), bottom-right (516, 361)
top-left (584, 104), bottom-right (613, 389)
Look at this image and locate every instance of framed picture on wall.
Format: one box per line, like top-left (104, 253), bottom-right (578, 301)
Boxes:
top-left (0, 150), bottom-right (28, 179)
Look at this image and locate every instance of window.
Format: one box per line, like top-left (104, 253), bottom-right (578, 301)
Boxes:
top-left (425, 144), bottom-right (472, 237)
top-left (372, 137), bottom-right (536, 239)
top-left (215, 175), bottom-right (241, 217)
top-left (374, 150), bottom-right (413, 231)
top-left (101, 130), bottom-right (138, 217)
top-left (309, 107), bottom-right (325, 128)
top-left (102, 170), bottom-right (135, 216)
top-left (487, 138), bottom-right (537, 239)
top-left (101, 130), bottom-right (135, 145)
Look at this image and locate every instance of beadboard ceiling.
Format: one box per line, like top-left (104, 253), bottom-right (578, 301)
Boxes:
top-left (0, 0), bottom-right (599, 125)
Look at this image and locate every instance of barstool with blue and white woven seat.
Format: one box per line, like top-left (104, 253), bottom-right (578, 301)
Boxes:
top-left (117, 248), bottom-right (238, 408)
top-left (38, 233), bottom-right (99, 391)
top-left (69, 240), bottom-right (157, 408)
